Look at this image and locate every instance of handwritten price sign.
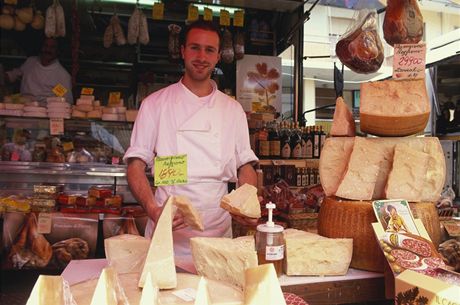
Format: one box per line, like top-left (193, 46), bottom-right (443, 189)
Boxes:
top-left (154, 155), bottom-right (188, 186)
top-left (393, 43), bottom-right (426, 79)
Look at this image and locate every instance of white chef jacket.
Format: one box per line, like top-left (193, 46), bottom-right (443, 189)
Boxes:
top-left (6, 56), bottom-right (73, 103)
top-left (123, 80), bottom-right (258, 271)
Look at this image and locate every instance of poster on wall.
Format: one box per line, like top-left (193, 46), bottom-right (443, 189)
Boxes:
top-left (236, 55), bottom-right (282, 113)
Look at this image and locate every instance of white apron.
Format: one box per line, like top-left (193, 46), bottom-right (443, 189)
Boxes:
top-left (144, 85), bottom-right (232, 273)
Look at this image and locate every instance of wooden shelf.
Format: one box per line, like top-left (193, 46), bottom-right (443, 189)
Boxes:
top-left (258, 159), bottom-right (319, 167)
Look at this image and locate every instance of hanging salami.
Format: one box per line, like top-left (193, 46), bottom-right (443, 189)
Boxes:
top-left (168, 24), bottom-right (182, 61)
top-left (383, 0), bottom-right (424, 46)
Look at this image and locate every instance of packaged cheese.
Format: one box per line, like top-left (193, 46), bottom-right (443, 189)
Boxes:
top-left (360, 79), bottom-right (430, 136)
top-left (104, 234), bottom-right (150, 274)
top-left (283, 229), bottom-right (352, 276)
top-left (244, 264), bottom-right (286, 305)
top-left (220, 183), bottom-right (261, 218)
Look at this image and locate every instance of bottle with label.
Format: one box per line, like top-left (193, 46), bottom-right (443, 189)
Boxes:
top-left (258, 122), bottom-right (270, 159)
top-left (296, 168), bottom-right (302, 187)
top-left (305, 126), bottom-right (313, 159)
top-left (255, 202), bottom-right (285, 277)
top-left (269, 122), bottom-right (281, 158)
top-left (290, 122), bottom-right (302, 159)
top-left (309, 167), bottom-right (316, 185)
top-left (319, 125), bottom-right (327, 157)
top-left (280, 121), bottom-right (291, 159)
top-left (301, 168), bottom-right (308, 187)
top-left (313, 126), bottom-right (320, 159)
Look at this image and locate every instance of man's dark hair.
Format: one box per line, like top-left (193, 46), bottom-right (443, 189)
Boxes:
top-left (182, 20), bottom-right (222, 51)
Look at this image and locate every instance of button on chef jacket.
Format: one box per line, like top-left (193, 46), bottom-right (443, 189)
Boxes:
top-left (123, 80), bottom-right (258, 272)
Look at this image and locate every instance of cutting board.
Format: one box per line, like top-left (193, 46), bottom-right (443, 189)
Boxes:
top-left (70, 272), bottom-right (243, 305)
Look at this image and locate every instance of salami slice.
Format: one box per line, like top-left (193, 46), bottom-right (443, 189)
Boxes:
top-left (391, 249), bottom-right (418, 262)
top-left (422, 257), bottom-right (446, 269)
top-left (396, 258), bottom-right (422, 269)
top-left (401, 238), bottom-right (431, 257)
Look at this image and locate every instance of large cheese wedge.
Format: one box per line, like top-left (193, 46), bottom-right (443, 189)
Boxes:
top-left (319, 137), bottom-right (355, 196)
top-left (194, 277), bottom-right (212, 305)
top-left (220, 183), bottom-right (261, 218)
top-left (174, 195), bottom-right (204, 231)
top-left (138, 196), bottom-right (177, 289)
top-left (330, 96), bottom-right (356, 137)
top-left (244, 264), bottom-right (286, 305)
top-left (90, 267), bottom-right (128, 305)
top-left (385, 143), bottom-right (431, 202)
top-left (104, 234), bottom-right (150, 274)
top-left (190, 236), bottom-right (258, 289)
top-left (360, 79), bottom-right (430, 136)
top-left (26, 275), bottom-right (70, 305)
top-left (139, 272), bottom-right (160, 305)
top-left (335, 137), bottom-right (386, 200)
top-left (283, 228), bottom-right (352, 276)
top-left (320, 137), bottom-right (445, 202)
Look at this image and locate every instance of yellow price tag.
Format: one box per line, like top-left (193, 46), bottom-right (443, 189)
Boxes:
top-left (154, 155), bottom-right (188, 186)
top-left (152, 3), bottom-right (164, 20)
top-left (62, 142), bottom-right (74, 152)
top-left (203, 7), bottom-right (213, 21)
top-left (188, 5), bottom-right (199, 22)
top-left (81, 87), bottom-right (94, 95)
top-left (52, 83), bottom-right (68, 97)
top-left (219, 10), bottom-right (230, 26)
top-left (233, 10), bottom-right (244, 27)
top-left (108, 92), bottom-right (121, 106)
top-left (4, 0), bottom-right (18, 5)
top-left (50, 118), bottom-right (64, 135)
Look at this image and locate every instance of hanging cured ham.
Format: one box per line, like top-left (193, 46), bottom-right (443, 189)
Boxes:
top-left (383, 0), bottom-right (424, 46)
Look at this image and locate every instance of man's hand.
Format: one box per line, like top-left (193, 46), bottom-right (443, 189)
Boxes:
top-left (172, 210), bottom-right (188, 231)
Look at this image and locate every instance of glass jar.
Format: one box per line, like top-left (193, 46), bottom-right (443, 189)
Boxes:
top-left (255, 223), bottom-right (285, 277)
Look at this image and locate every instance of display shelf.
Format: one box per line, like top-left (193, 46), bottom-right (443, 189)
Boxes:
top-left (258, 158), bottom-right (319, 167)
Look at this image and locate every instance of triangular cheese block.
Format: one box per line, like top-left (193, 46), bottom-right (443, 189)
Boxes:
top-left (90, 267), bottom-right (128, 305)
top-left (138, 196), bottom-right (177, 289)
top-left (140, 271), bottom-right (160, 305)
top-left (104, 234), bottom-right (150, 274)
top-left (330, 96), bottom-right (356, 137)
top-left (194, 277), bottom-right (212, 305)
top-left (244, 264), bottom-right (286, 305)
top-left (220, 183), bottom-right (261, 218)
top-left (174, 195), bottom-right (204, 231)
top-left (26, 275), bottom-right (67, 305)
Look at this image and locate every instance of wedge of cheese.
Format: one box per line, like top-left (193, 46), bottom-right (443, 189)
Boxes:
top-left (283, 229), bottom-right (352, 276)
top-left (190, 236), bottom-right (258, 289)
top-left (330, 96), bottom-right (356, 137)
top-left (385, 144), bottom-right (432, 202)
top-left (194, 277), bottom-right (212, 305)
top-left (174, 195), bottom-right (204, 231)
top-left (104, 234), bottom-right (150, 274)
top-left (360, 79), bottom-right (430, 136)
top-left (140, 272), bottom-right (160, 305)
top-left (220, 183), bottom-right (261, 218)
top-left (335, 137), bottom-right (386, 200)
top-left (244, 264), bottom-right (286, 305)
top-left (26, 275), bottom-right (68, 305)
top-left (320, 137), bottom-right (445, 202)
top-left (138, 196), bottom-right (177, 289)
top-left (90, 267), bottom-right (128, 305)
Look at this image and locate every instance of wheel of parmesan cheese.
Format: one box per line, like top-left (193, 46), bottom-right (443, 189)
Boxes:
top-left (318, 197), bottom-right (385, 272)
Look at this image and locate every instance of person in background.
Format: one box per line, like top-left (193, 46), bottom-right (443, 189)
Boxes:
top-left (123, 20), bottom-right (259, 272)
top-left (5, 37), bottom-right (73, 103)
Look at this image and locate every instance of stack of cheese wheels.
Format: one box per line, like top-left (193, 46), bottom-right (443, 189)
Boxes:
top-left (318, 78), bottom-right (446, 272)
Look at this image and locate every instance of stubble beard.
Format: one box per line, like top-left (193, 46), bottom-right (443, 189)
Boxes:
top-left (185, 61), bottom-right (214, 82)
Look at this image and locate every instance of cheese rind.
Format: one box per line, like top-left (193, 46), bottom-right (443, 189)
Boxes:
top-left (283, 229), bottom-right (352, 276)
top-left (138, 196), bottom-right (177, 289)
top-left (174, 195), bottom-right (204, 231)
top-left (220, 183), bottom-right (261, 218)
top-left (244, 264), bottom-right (286, 305)
top-left (26, 275), bottom-right (67, 305)
top-left (104, 234), bottom-right (150, 274)
top-left (191, 236), bottom-right (258, 289)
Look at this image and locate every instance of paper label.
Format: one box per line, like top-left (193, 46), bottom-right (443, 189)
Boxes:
top-left (62, 142), bottom-right (74, 152)
top-left (37, 213), bottom-right (52, 234)
top-left (108, 92), bottom-right (121, 106)
top-left (172, 288), bottom-right (196, 302)
top-left (50, 118), bottom-right (64, 135)
top-left (203, 7), bottom-right (213, 21)
top-left (265, 245), bottom-right (284, 260)
top-left (188, 5), bottom-right (199, 22)
top-left (233, 10), bottom-right (244, 27)
top-left (393, 43), bottom-right (426, 79)
top-left (220, 10), bottom-right (230, 26)
top-left (154, 155), bottom-right (188, 186)
top-left (52, 83), bottom-right (68, 97)
top-left (152, 3), bottom-right (164, 20)
top-left (81, 87), bottom-right (94, 95)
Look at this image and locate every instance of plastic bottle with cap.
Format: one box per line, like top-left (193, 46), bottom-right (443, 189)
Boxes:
top-left (255, 202), bottom-right (285, 276)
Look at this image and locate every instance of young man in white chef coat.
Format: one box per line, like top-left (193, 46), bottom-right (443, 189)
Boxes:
top-left (123, 20), bottom-right (259, 272)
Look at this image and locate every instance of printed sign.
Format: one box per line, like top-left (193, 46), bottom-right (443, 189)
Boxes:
top-left (154, 155), bottom-right (188, 186)
top-left (108, 92), bottom-right (121, 106)
top-left (152, 3), bottom-right (164, 20)
top-left (81, 87), bottom-right (94, 95)
top-left (372, 199), bottom-right (420, 235)
top-left (219, 9), bottom-right (230, 26)
top-left (187, 5), bottom-right (199, 22)
top-left (203, 7), bottom-right (213, 21)
top-left (233, 10), bottom-right (244, 27)
top-left (37, 213), bottom-right (52, 234)
top-left (393, 43), bottom-right (426, 79)
top-left (52, 83), bottom-right (68, 97)
top-left (50, 118), bottom-right (64, 135)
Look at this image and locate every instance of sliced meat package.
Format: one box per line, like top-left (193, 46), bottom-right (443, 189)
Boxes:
top-left (335, 10), bottom-right (384, 74)
top-left (383, 0), bottom-right (424, 46)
